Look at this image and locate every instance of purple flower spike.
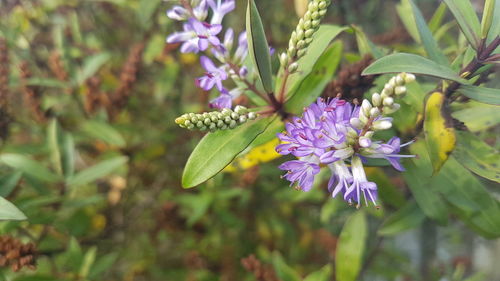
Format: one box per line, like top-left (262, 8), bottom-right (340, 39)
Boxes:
top-left (327, 162), bottom-right (353, 199)
top-left (167, 19), bottom-right (222, 53)
top-left (279, 160), bottom-right (320, 192)
top-left (196, 56), bottom-right (228, 91)
top-left (208, 0), bottom-right (236, 24)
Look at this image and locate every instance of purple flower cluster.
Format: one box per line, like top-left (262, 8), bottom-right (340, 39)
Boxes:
top-left (166, 0), bottom-right (251, 109)
top-left (276, 98), bottom-right (414, 207)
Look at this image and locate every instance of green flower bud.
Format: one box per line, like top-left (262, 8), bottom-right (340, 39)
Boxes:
top-left (394, 86), bottom-right (407, 96)
top-left (229, 120), bottom-right (237, 129)
top-left (204, 118), bottom-right (212, 126)
top-left (248, 112), bottom-right (257, 120)
top-left (231, 112), bottom-right (240, 120)
top-left (239, 115), bottom-right (247, 124)
top-left (371, 93), bottom-right (382, 107)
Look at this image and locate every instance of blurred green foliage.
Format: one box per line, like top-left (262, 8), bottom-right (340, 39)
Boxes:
top-left (0, 0), bottom-right (498, 281)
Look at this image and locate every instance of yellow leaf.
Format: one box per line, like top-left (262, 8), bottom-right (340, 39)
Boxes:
top-left (224, 138), bottom-right (282, 172)
top-left (423, 91), bottom-right (456, 174)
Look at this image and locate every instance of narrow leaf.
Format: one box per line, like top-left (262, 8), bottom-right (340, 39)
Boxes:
top-left (0, 154), bottom-right (60, 183)
top-left (443, 0), bottom-right (481, 48)
top-left (454, 131), bottom-right (500, 183)
top-left (408, 0), bottom-right (449, 65)
top-left (378, 202), bottom-right (425, 236)
top-left (457, 85), bottom-right (500, 105)
top-left (452, 103), bottom-right (500, 132)
top-left (0, 172), bottom-right (22, 197)
top-left (182, 117), bottom-right (274, 188)
top-left (246, 0), bottom-right (273, 93)
top-left (81, 120), bottom-right (126, 147)
top-left (481, 0), bottom-right (496, 38)
top-left (76, 53), bottom-right (111, 85)
top-left (363, 53), bottom-right (468, 83)
top-left (335, 211), bottom-right (367, 281)
top-left (353, 25), bottom-right (384, 58)
top-left (487, 0), bottom-right (500, 42)
top-left (0, 196), bottom-right (27, 221)
top-left (272, 252), bottom-right (302, 281)
top-left (423, 92), bottom-right (457, 174)
top-left (67, 156), bottom-right (128, 188)
top-left (304, 264), bottom-right (333, 281)
top-left (428, 3), bottom-right (448, 33)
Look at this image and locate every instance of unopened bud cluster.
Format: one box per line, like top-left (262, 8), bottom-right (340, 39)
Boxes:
top-left (279, 0), bottom-right (331, 73)
top-left (350, 72), bottom-right (415, 133)
top-left (175, 106), bottom-right (257, 132)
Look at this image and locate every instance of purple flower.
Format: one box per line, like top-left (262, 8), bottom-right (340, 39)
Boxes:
top-left (327, 161), bottom-right (353, 199)
top-left (193, 0), bottom-right (210, 21)
top-left (196, 56), bottom-right (228, 91)
top-left (361, 137), bottom-right (415, 171)
top-left (166, 6), bottom-right (190, 21)
top-left (209, 91), bottom-right (232, 109)
top-left (279, 159), bottom-right (320, 192)
top-left (208, 0), bottom-right (235, 24)
top-left (344, 156), bottom-right (378, 206)
top-left (167, 19), bottom-right (222, 53)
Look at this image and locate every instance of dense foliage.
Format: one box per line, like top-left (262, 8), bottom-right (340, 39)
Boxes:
top-left (0, 0), bottom-right (498, 280)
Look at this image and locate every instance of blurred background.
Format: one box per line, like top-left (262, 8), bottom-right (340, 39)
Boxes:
top-left (0, 0), bottom-right (499, 280)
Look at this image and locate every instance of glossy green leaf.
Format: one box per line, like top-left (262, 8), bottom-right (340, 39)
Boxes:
top-left (272, 252), bottom-right (301, 281)
top-left (0, 154), bottom-right (60, 183)
top-left (408, 0), bottom-right (449, 65)
top-left (285, 42), bottom-right (343, 114)
top-left (48, 120), bottom-right (75, 178)
top-left (283, 25), bottom-right (347, 98)
top-left (363, 53), bottom-right (468, 83)
top-left (423, 92), bottom-right (456, 174)
top-left (246, 0), bottom-right (273, 94)
top-left (428, 3), bottom-right (448, 33)
top-left (353, 25), bottom-right (384, 58)
top-left (452, 102), bottom-right (500, 132)
top-left (396, 0), bottom-right (421, 43)
top-left (454, 131), bottom-right (500, 183)
top-left (76, 52), bottom-right (111, 85)
top-left (0, 196), bottom-right (27, 221)
top-left (335, 211), bottom-right (367, 281)
top-left (182, 117), bottom-right (274, 188)
top-left (81, 120), bottom-right (126, 147)
top-left (0, 172), bottom-right (22, 197)
top-left (437, 157), bottom-right (500, 237)
top-left (61, 134), bottom-right (75, 178)
top-left (304, 264), bottom-right (333, 281)
top-left (443, 0), bottom-right (481, 48)
top-left (481, 0), bottom-right (496, 38)
top-left (403, 141), bottom-right (449, 224)
top-left (487, 0), bottom-right (500, 42)
top-left (79, 246), bottom-right (97, 278)
top-left (67, 156), bottom-right (128, 188)
top-left (457, 85), bottom-right (500, 105)
top-left (378, 202), bottom-right (425, 236)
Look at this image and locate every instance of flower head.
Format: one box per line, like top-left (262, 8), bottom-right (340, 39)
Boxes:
top-left (196, 56), bottom-right (228, 91)
top-left (279, 159), bottom-right (320, 192)
top-left (208, 0), bottom-right (236, 24)
top-left (166, 19), bottom-right (222, 53)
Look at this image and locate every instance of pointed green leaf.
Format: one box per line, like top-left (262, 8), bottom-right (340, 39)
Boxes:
top-left (304, 264), bottom-right (333, 281)
top-left (423, 92), bottom-right (456, 174)
top-left (285, 42), bottom-right (343, 114)
top-left (481, 0), bottom-right (496, 38)
top-left (363, 53), bottom-right (468, 83)
top-left (353, 25), bottom-right (384, 58)
top-left (0, 196), bottom-right (27, 221)
top-left (443, 0), bottom-right (481, 48)
top-left (81, 120), bottom-right (126, 147)
top-left (335, 211), bottom-right (367, 281)
top-left (454, 131), bottom-right (500, 183)
top-left (378, 202), bottom-right (425, 236)
top-left (246, 0), bottom-right (273, 93)
top-left (76, 53), bottom-right (111, 85)
top-left (67, 156), bottom-right (128, 188)
top-left (487, 0), bottom-right (500, 42)
top-left (428, 3), bottom-right (448, 33)
top-left (0, 154), bottom-right (60, 183)
top-left (452, 102), bottom-right (500, 132)
top-left (457, 85), bottom-right (500, 105)
top-left (408, 0), bottom-right (449, 65)
top-left (272, 252), bottom-right (301, 281)
top-left (182, 117), bottom-right (275, 188)
top-left (0, 172), bottom-right (22, 197)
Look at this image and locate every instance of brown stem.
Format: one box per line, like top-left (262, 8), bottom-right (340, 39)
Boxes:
top-left (444, 36), bottom-right (500, 98)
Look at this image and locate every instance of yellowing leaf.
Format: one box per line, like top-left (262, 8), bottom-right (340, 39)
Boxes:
top-left (224, 139), bottom-right (281, 172)
top-left (423, 92), bottom-right (456, 174)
